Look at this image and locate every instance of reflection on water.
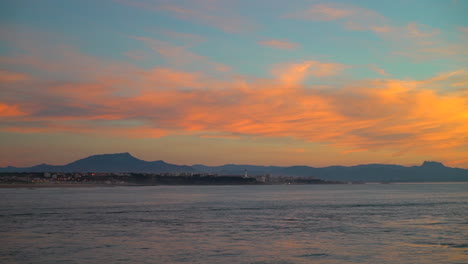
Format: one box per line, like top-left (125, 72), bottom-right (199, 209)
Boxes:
top-left (1, 183), bottom-right (467, 263)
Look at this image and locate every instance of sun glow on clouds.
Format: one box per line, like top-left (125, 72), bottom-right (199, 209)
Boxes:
top-left (0, 103), bottom-right (26, 117)
top-left (1, 0), bottom-right (467, 167)
top-left (1, 36), bottom-right (467, 164)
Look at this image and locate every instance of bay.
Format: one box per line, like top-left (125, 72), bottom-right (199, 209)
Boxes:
top-left (1, 183), bottom-right (467, 264)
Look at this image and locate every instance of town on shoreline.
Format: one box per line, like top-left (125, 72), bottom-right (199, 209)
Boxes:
top-left (0, 172), bottom-right (343, 187)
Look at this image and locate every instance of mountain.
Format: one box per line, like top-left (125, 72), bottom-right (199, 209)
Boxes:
top-left (192, 164), bottom-right (283, 176)
top-left (0, 153), bottom-right (196, 173)
top-left (273, 162), bottom-right (468, 182)
top-left (193, 161), bottom-right (468, 182)
top-left (1, 154), bottom-right (467, 182)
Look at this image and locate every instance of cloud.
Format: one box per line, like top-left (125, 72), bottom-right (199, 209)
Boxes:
top-left (134, 36), bottom-right (231, 73)
top-left (406, 22), bottom-right (440, 39)
top-left (369, 25), bottom-right (392, 33)
top-left (1, 29), bottom-right (467, 166)
top-left (0, 103), bottom-right (26, 117)
top-left (285, 3), bottom-right (386, 28)
top-left (373, 22), bottom-right (468, 62)
top-left (258, 39), bottom-right (300, 50)
top-left (446, 157), bottom-right (468, 168)
top-left (0, 70), bottom-right (30, 82)
top-left (0, 45), bottom-right (138, 82)
top-left (272, 61), bottom-right (347, 86)
top-left (285, 3), bottom-right (467, 62)
top-left (369, 65), bottom-right (391, 76)
top-left (285, 3), bottom-right (354, 21)
top-left (459, 26), bottom-right (468, 33)
top-left (5, 59), bottom-right (466, 158)
top-left (157, 29), bottom-right (206, 44)
top-left (115, 0), bottom-right (257, 33)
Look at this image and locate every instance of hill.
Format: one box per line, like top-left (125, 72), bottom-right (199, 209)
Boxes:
top-left (0, 153), bottom-right (196, 173)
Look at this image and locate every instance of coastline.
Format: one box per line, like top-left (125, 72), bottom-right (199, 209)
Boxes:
top-left (0, 183), bottom-right (138, 188)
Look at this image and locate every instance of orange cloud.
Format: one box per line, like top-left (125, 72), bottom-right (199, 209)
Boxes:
top-left (199, 133), bottom-right (240, 139)
top-left (258, 39), bottom-right (300, 50)
top-left (0, 70), bottom-right (29, 82)
top-left (341, 148), bottom-right (366, 155)
top-left (370, 25), bottom-right (392, 33)
top-left (3, 68), bottom-right (467, 165)
top-left (446, 158), bottom-right (468, 168)
top-left (1, 30), bottom-right (467, 167)
top-left (272, 61), bottom-right (347, 86)
top-left (0, 103), bottom-right (26, 117)
top-left (0, 45), bottom-right (138, 82)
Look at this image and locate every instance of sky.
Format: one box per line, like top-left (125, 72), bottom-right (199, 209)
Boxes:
top-left (0, 0), bottom-right (467, 168)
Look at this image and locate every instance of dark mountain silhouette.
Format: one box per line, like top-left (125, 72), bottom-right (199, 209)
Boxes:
top-left (195, 161), bottom-right (468, 182)
top-left (192, 164), bottom-right (283, 176)
top-left (272, 162), bottom-right (467, 182)
top-left (0, 153), bottom-right (196, 173)
top-left (1, 154), bottom-right (467, 182)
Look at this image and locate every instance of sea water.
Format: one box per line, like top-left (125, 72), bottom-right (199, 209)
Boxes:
top-left (1, 183), bottom-right (467, 264)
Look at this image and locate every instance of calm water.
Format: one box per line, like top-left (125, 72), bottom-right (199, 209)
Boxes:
top-left (1, 183), bottom-right (467, 264)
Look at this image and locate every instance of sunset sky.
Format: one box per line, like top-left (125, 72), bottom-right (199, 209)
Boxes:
top-left (1, 0), bottom-right (467, 168)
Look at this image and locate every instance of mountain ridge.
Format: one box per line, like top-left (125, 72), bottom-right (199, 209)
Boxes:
top-left (1, 153), bottom-right (196, 174)
top-left (1, 153), bottom-right (467, 182)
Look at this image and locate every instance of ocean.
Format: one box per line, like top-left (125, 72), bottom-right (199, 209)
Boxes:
top-left (1, 183), bottom-right (467, 264)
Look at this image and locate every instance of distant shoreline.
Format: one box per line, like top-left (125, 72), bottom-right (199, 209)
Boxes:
top-left (2, 181), bottom-right (467, 188)
top-left (0, 183), bottom-right (137, 188)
